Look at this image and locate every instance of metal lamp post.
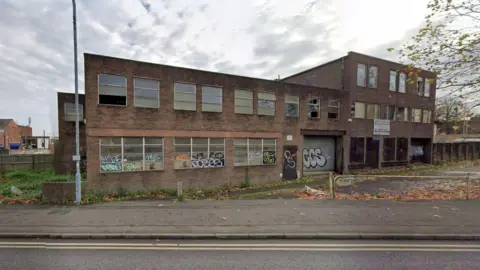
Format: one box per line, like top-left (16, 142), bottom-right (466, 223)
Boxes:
top-left (72, 0), bottom-right (81, 204)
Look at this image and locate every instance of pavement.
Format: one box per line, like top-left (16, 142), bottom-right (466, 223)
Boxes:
top-left (1, 199), bottom-right (480, 240)
top-left (1, 239), bottom-right (480, 269)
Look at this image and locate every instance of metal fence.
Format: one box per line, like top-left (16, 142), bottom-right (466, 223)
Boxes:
top-left (0, 155), bottom-right (54, 174)
top-left (330, 172), bottom-right (480, 200)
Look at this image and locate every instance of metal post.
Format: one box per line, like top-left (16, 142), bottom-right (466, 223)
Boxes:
top-left (72, 0), bottom-right (81, 205)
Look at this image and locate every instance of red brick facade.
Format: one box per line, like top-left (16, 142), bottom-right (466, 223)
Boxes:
top-left (82, 54), bottom-right (349, 192)
top-left (0, 119), bottom-right (28, 150)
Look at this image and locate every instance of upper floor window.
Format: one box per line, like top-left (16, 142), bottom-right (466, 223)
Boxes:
top-left (416, 77), bottom-right (424, 96)
top-left (258, 92), bottom-right (276, 116)
top-left (174, 83), bottom-right (196, 111)
top-left (423, 110), bottom-right (432, 123)
top-left (285, 95), bottom-right (299, 117)
top-left (64, 103), bottom-right (83, 122)
top-left (366, 104), bottom-right (380, 119)
top-left (202, 86), bottom-right (222, 112)
top-left (328, 100), bottom-right (340, 119)
top-left (399, 72), bottom-right (406, 93)
top-left (235, 89), bottom-right (253, 114)
top-left (424, 78), bottom-right (431, 97)
top-left (396, 107), bottom-right (408, 122)
top-left (357, 64), bottom-right (366, 87)
top-left (368, 66), bottom-right (378, 88)
top-left (389, 71), bottom-right (397, 91)
top-left (354, 102), bottom-right (366, 118)
top-left (308, 97), bottom-right (321, 119)
top-left (98, 74), bottom-right (127, 106)
top-left (412, 108), bottom-right (422, 123)
top-left (134, 78), bottom-right (160, 108)
top-left (386, 106), bottom-right (396, 120)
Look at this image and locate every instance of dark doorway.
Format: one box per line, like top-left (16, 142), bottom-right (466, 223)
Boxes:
top-left (283, 146), bottom-right (298, 181)
top-left (411, 138), bottom-right (430, 163)
top-left (366, 138), bottom-right (379, 168)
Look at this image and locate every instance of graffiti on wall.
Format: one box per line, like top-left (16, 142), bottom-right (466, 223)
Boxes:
top-left (302, 148), bottom-right (327, 168)
top-left (284, 150), bottom-right (296, 169)
top-left (100, 155), bottom-right (122, 172)
top-left (248, 152), bottom-right (262, 160)
top-left (191, 152), bottom-right (225, 168)
top-left (283, 147), bottom-right (298, 180)
top-left (263, 151), bottom-right (276, 165)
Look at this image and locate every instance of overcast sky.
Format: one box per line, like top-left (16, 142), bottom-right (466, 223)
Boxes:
top-left (0, 0), bottom-right (430, 136)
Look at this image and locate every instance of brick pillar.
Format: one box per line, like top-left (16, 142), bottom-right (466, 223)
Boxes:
top-left (407, 137), bottom-right (412, 164)
top-left (378, 137), bottom-right (384, 169)
top-left (342, 135), bottom-right (350, 174)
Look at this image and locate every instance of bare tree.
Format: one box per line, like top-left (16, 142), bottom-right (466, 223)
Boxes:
top-left (435, 96), bottom-right (475, 133)
top-left (389, 0), bottom-right (480, 107)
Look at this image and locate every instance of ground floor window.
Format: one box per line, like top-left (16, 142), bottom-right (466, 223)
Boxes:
top-left (383, 138), bottom-right (396, 161)
top-left (396, 138), bottom-right (408, 161)
top-left (233, 138), bottom-right (276, 166)
top-left (349, 137), bottom-right (365, 164)
top-left (100, 137), bottom-right (164, 172)
top-left (174, 137), bottom-right (225, 169)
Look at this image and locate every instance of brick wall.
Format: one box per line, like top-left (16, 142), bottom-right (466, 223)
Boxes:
top-left (0, 120), bottom-right (22, 150)
top-left (84, 54), bottom-right (349, 192)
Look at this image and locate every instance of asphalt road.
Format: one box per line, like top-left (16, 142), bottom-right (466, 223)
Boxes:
top-left (1, 239), bottom-right (480, 269)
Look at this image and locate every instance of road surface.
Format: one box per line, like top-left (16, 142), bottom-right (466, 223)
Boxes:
top-left (1, 239), bottom-right (480, 269)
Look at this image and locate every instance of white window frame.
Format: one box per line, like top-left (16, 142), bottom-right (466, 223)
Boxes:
top-left (174, 82), bottom-right (197, 111)
top-left (64, 102), bottom-right (84, 122)
top-left (258, 92), bottom-right (276, 116)
top-left (98, 74), bottom-right (127, 106)
top-left (389, 71), bottom-right (397, 91)
top-left (201, 86), bottom-right (223, 112)
top-left (174, 137), bottom-right (226, 169)
top-left (233, 138), bottom-right (277, 166)
top-left (399, 72), bottom-right (406, 93)
top-left (134, 77), bottom-right (160, 108)
top-left (285, 95), bottom-right (299, 117)
top-left (357, 63), bottom-right (366, 87)
top-left (99, 137), bottom-right (164, 173)
top-left (235, 89), bottom-right (253, 114)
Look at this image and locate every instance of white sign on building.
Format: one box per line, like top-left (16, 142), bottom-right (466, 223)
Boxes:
top-left (373, 119), bottom-right (390, 136)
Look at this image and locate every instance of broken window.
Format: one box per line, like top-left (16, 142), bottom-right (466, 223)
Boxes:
top-left (285, 95), bottom-right (299, 117)
top-left (327, 99), bottom-right (340, 119)
top-left (98, 74), bottom-right (127, 106)
top-left (308, 98), bottom-right (321, 119)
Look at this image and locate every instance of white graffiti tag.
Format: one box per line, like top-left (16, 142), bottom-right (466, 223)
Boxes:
top-left (302, 148), bottom-right (327, 168)
top-left (284, 150), bottom-right (296, 169)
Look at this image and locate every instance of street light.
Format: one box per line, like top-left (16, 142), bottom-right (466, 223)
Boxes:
top-left (72, 0), bottom-right (81, 204)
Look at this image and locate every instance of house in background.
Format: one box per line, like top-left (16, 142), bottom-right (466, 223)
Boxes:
top-left (0, 119), bottom-right (32, 150)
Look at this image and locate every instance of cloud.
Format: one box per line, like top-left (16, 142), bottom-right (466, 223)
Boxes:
top-left (0, 0), bottom-right (431, 136)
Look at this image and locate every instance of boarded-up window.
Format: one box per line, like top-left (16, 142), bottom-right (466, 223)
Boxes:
top-left (308, 98), bottom-right (321, 119)
top-left (389, 71), bottom-right (397, 91)
top-left (174, 137), bottom-right (225, 169)
top-left (399, 73), bottom-right (406, 93)
top-left (285, 95), bottom-right (299, 117)
top-left (357, 63), bottom-right (366, 87)
top-left (202, 86), bottom-right (222, 112)
top-left (98, 74), bottom-right (127, 106)
top-left (366, 104), bottom-right (380, 119)
top-left (234, 138), bottom-right (276, 166)
top-left (134, 78), bottom-right (159, 108)
top-left (258, 92), bottom-right (276, 115)
top-left (64, 103), bottom-right (83, 122)
top-left (354, 102), bottom-right (366, 118)
top-left (174, 83), bottom-right (196, 111)
top-left (368, 66), bottom-right (378, 88)
top-left (328, 99), bottom-right (340, 119)
top-left (235, 89), bottom-right (253, 114)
